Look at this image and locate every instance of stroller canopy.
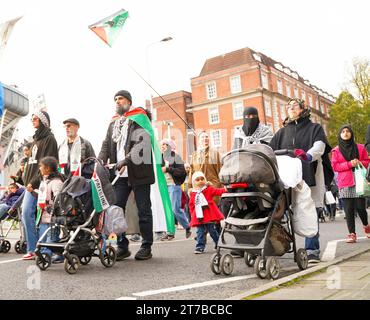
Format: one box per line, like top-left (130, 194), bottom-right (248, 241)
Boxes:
top-left (219, 144), bottom-right (278, 185)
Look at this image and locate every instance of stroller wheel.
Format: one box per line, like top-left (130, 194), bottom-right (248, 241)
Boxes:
top-left (0, 240), bottom-right (11, 253)
top-left (36, 253), bottom-right (51, 271)
top-left (64, 254), bottom-right (80, 274)
top-left (254, 256), bottom-right (268, 279)
top-left (296, 248), bottom-right (308, 270)
top-left (220, 254), bottom-right (234, 275)
top-left (266, 257), bottom-right (280, 280)
top-left (210, 253), bottom-right (222, 275)
top-left (15, 241), bottom-right (22, 254)
top-left (244, 253), bottom-right (257, 267)
top-left (79, 256), bottom-right (92, 265)
top-left (100, 246), bottom-right (116, 268)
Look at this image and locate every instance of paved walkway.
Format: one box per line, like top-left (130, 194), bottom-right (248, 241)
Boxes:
top-left (254, 250), bottom-right (370, 300)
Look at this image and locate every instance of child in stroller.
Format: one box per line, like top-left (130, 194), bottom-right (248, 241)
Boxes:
top-left (210, 144), bottom-right (309, 280)
top-left (35, 157), bottom-right (118, 274)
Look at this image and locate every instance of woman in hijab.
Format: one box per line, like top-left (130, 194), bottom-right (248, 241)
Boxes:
top-left (233, 106), bottom-right (273, 149)
top-left (331, 125), bottom-right (370, 242)
top-left (21, 111), bottom-right (59, 260)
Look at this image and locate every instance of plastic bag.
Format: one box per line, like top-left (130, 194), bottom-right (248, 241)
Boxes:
top-left (103, 205), bottom-right (128, 236)
top-left (291, 181), bottom-right (318, 238)
top-left (324, 191), bottom-right (336, 205)
top-left (276, 155), bottom-right (302, 188)
top-left (355, 164), bottom-right (370, 197)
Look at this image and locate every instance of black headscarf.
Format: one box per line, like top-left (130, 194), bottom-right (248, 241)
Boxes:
top-left (338, 125), bottom-right (359, 161)
top-left (242, 107), bottom-right (260, 136)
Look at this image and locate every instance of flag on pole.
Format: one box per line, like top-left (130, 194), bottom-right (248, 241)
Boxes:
top-left (88, 9), bottom-right (129, 47)
top-left (0, 16), bottom-right (22, 60)
top-left (0, 82), bottom-right (4, 117)
top-left (124, 108), bottom-right (175, 234)
top-left (91, 163), bottom-right (110, 213)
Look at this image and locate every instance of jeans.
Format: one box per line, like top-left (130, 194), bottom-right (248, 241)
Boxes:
top-left (196, 223), bottom-right (220, 251)
top-left (38, 223), bottom-right (60, 256)
top-left (0, 204), bottom-right (10, 220)
top-left (168, 185), bottom-right (189, 234)
top-left (342, 198), bottom-right (368, 234)
top-left (21, 191), bottom-right (38, 253)
top-left (115, 178), bottom-right (153, 251)
top-left (305, 208), bottom-right (321, 258)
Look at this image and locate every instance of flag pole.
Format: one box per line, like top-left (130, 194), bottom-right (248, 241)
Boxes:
top-left (128, 65), bottom-right (196, 135)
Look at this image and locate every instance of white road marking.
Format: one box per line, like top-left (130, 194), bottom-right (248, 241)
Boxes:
top-left (116, 296), bottom-right (137, 300)
top-left (0, 258), bottom-right (23, 265)
top-left (321, 237), bottom-right (367, 262)
top-left (130, 274), bottom-right (257, 297)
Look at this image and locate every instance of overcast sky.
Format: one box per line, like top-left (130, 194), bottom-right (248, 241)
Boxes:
top-left (1, 0), bottom-right (369, 152)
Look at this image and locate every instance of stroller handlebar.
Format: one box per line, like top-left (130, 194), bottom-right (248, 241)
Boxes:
top-left (274, 149), bottom-right (296, 157)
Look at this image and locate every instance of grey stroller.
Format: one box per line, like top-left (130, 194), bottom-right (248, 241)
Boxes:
top-left (210, 144), bottom-right (308, 280)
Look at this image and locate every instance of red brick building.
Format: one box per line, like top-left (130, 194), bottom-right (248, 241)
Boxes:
top-left (153, 47), bottom-right (335, 159)
top-left (152, 91), bottom-right (194, 161)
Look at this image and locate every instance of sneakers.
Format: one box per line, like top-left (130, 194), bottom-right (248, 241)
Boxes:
top-left (155, 232), bottom-right (165, 241)
top-left (51, 254), bottom-right (65, 264)
top-left (363, 225), bottom-right (370, 238)
top-left (307, 254), bottom-right (320, 264)
top-left (346, 233), bottom-right (357, 243)
top-left (194, 248), bottom-right (204, 254)
top-left (160, 234), bottom-right (175, 241)
top-left (116, 249), bottom-right (131, 261)
top-left (130, 234), bottom-right (142, 242)
top-left (135, 247), bottom-right (152, 260)
top-left (22, 252), bottom-right (35, 260)
top-left (185, 228), bottom-right (192, 239)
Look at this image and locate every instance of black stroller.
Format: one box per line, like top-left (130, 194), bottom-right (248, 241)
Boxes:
top-left (210, 144), bottom-right (308, 280)
top-left (0, 192), bottom-right (27, 254)
top-left (35, 158), bottom-right (117, 274)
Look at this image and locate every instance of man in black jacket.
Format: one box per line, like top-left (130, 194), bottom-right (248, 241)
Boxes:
top-left (159, 139), bottom-right (191, 241)
top-left (99, 90), bottom-right (154, 261)
top-left (21, 111), bottom-right (59, 260)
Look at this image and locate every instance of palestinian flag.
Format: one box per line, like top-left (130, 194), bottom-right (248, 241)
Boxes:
top-left (91, 163), bottom-right (110, 212)
top-left (125, 108), bottom-right (175, 235)
top-left (88, 9), bottom-right (129, 47)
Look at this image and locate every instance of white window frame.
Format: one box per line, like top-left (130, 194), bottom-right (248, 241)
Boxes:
top-left (294, 87), bottom-right (299, 98)
top-left (301, 89), bottom-right (305, 101)
top-left (206, 81), bottom-right (217, 100)
top-left (279, 102), bottom-right (286, 120)
top-left (286, 83), bottom-right (291, 98)
top-left (232, 101), bottom-right (244, 120)
top-left (261, 72), bottom-right (269, 89)
top-left (230, 75), bottom-right (242, 94)
top-left (277, 79), bottom-right (283, 94)
top-left (308, 95), bottom-right (313, 108)
top-left (264, 99), bottom-right (272, 117)
top-left (210, 129), bottom-right (222, 148)
top-left (208, 106), bottom-right (220, 124)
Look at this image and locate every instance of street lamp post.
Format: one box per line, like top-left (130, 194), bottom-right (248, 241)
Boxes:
top-left (145, 36), bottom-right (173, 115)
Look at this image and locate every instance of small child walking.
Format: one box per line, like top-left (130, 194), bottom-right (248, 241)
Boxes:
top-left (189, 171), bottom-right (226, 254)
top-left (37, 156), bottom-right (64, 263)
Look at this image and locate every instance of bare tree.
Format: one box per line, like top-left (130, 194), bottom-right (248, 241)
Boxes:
top-left (351, 58), bottom-right (370, 104)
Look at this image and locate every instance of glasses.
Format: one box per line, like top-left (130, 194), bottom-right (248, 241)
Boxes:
top-left (285, 103), bottom-right (300, 109)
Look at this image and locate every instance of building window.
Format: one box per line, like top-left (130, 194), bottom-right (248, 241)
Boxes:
top-left (308, 95), bottom-right (313, 108)
top-left (294, 87), bottom-right (299, 98)
top-left (301, 90), bottom-right (305, 101)
top-left (277, 79), bottom-right (283, 94)
top-left (210, 129), bottom-right (222, 147)
top-left (315, 97), bottom-right (319, 110)
top-left (206, 82), bottom-right (217, 100)
top-left (279, 103), bottom-right (286, 120)
top-left (233, 101), bottom-right (243, 120)
top-left (261, 73), bottom-right (269, 89)
top-left (208, 106), bottom-right (220, 124)
top-left (230, 75), bottom-right (242, 94)
top-left (264, 99), bottom-right (272, 117)
top-left (286, 83), bottom-right (291, 98)
top-left (152, 108), bottom-right (157, 121)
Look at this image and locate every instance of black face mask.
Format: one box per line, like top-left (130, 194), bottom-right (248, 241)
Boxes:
top-left (116, 104), bottom-right (130, 116)
top-left (242, 107), bottom-right (260, 136)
